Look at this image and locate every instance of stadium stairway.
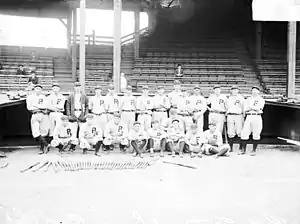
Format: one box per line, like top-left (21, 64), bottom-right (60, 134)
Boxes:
top-left (53, 56), bottom-right (74, 92)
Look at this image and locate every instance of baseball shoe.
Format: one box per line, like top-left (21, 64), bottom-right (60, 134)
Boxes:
top-left (197, 153), bottom-right (202, 158)
top-left (172, 151), bottom-right (176, 158)
top-left (249, 151), bottom-right (256, 156)
top-left (179, 153), bottom-right (184, 158)
top-left (82, 148), bottom-right (88, 154)
top-left (238, 151), bottom-right (245, 155)
top-left (95, 152), bottom-right (101, 157)
top-left (139, 153), bottom-right (143, 159)
top-left (159, 152), bottom-right (164, 157)
top-left (190, 153), bottom-right (195, 158)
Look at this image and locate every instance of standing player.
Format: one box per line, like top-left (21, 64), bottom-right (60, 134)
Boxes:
top-left (239, 86), bottom-right (265, 156)
top-left (47, 82), bottom-right (66, 144)
top-left (177, 89), bottom-right (194, 132)
top-left (106, 84), bottom-right (120, 122)
top-left (152, 86), bottom-right (170, 126)
top-left (168, 80), bottom-right (182, 110)
top-left (201, 121), bottom-right (230, 158)
top-left (26, 84), bottom-right (50, 154)
top-left (206, 85), bottom-right (228, 133)
top-left (103, 113), bottom-right (128, 152)
top-left (89, 85), bottom-right (108, 132)
top-left (226, 85), bottom-right (245, 152)
top-left (166, 119), bottom-right (185, 158)
top-left (148, 120), bottom-right (167, 157)
top-left (120, 85), bottom-right (136, 131)
top-left (190, 85), bottom-right (207, 132)
top-left (137, 85), bottom-right (153, 131)
top-left (185, 124), bottom-right (203, 158)
top-left (65, 82), bottom-right (89, 149)
top-left (128, 121), bottom-right (148, 158)
top-left (79, 114), bottom-right (103, 156)
top-left (51, 115), bottom-right (78, 153)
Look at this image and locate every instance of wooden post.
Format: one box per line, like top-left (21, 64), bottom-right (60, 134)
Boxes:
top-left (72, 8), bottom-right (77, 81)
top-left (79, 0), bottom-right (86, 90)
top-left (256, 22), bottom-right (262, 60)
top-left (134, 10), bottom-right (140, 59)
top-left (287, 21), bottom-right (297, 98)
top-left (92, 30), bottom-right (95, 45)
top-left (113, 0), bottom-right (122, 93)
top-left (67, 9), bottom-right (72, 51)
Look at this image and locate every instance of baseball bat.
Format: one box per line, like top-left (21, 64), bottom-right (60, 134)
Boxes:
top-left (32, 161), bottom-right (49, 172)
top-left (20, 162), bottom-right (40, 173)
top-left (44, 162), bottom-right (52, 172)
top-left (278, 137), bottom-right (300, 146)
top-left (223, 120), bottom-right (228, 144)
top-left (163, 161), bottom-right (197, 169)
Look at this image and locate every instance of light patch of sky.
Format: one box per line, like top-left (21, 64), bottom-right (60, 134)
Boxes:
top-left (0, 10), bottom-right (148, 48)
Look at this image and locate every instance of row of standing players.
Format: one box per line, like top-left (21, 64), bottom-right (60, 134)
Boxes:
top-left (26, 80), bottom-right (265, 157)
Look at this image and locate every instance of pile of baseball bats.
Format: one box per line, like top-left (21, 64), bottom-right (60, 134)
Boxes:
top-left (20, 159), bottom-right (157, 173)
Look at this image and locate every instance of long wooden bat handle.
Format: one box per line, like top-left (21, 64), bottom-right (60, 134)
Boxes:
top-left (163, 161), bottom-right (197, 169)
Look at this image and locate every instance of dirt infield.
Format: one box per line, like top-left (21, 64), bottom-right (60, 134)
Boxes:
top-left (1, 147), bottom-right (300, 224)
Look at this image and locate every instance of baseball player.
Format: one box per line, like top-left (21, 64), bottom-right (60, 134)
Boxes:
top-left (26, 84), bottom-right (50, 154)
top-left (79, 114), bottom-right (103, 156)
top-left (166, 119), bottom-right (185, 158)
top-left (47, 82), bottom-right (66, 143)
top-left (51, 115), bottom-right (78, 153)
top-left (226, 85), bottom-right (245, 152)
top-left (136, 85), bottom-right (153, 131)
top-left (206, 85), bottom-right (228, 133)
top-left (152, 86), bottom-right (171, 126)
top-left (184, 124), bottom-right (203, 158)
top-left (89, 85), bottom-right (108, 132)
top-left (65, 82), bottom-right (89, 143)
top-left (128, 121), bottom-right (148, 158)
top-left (147, 120), bottom-right (167, 157)
top-left (162, 108), bottom-right (184, 132)
top-left (103, 113), bottom-right (128, 152)
top-left (106, 84), bottom-right (120, 122)
top-left (201, 121), bottom-right (230, 158)
top-left (190, 85), bottom-right (207, 132)
top-left (120, 85), bottom-right (136, 131)
top-left (168, 80), bottom-right (182, 110)
top-left (239, 86), bottom-right (265, 156)
top-left (177, 89), bottom-right (194, 132)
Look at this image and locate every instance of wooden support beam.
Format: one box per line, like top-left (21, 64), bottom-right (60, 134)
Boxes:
top-left (79, 0), bottom-right (86, 90)
top-left (59, 18), bottom-right (67, 28)
top-left (71, 8), bottom-right (77, 81)
top-left (287, 21), bottom-right (297, 98)
top-left (256, 21), bottom-right (262, 60)
top-left (134, 10), bottom-right (140, 59)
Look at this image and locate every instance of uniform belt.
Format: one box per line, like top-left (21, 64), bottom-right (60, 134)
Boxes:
top-left (227, 113), bottom-right (242, 115)
top-left (107, 111), bottom-right (118, 114)
top-left (32, 110), bottom-right (45, 114)
top-left (172, 106), bottom-right (178, 109)
top-left (154, 109), bottom-right (167, 112)
top-left (92, 112), bottom-right (105, 116)
top-left (178, 113), bottom-right (190, 116)
top-left (59, 136), bottom-right (70, 139)
top-left (122, 110), bottom-right (135, 112)
top-left (74, 109), bottom-right (81, 111)
top-left (138, 111), bottom-right (151, 115)
top-left (246, 113), bottom-right (261, 115)
top-left (211, 111), bottom-right (226, 114)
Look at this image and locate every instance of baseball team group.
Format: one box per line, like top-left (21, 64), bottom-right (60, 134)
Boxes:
top-left (26, 79), bottom-right (265, 158)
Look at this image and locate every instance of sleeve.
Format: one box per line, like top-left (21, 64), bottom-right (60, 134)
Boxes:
top-left (104, 97), bottom-right (109, 111)
top-left (201, 97), bottom-right (207, 113)
top-left (223, 96), bottom-right (229, 111)
top-left (35, 77), bottom-right (39, 84)
top-left (184, 133), bottom-right (191, 145)
top-left (46, 95), bottom-right (53, 111)
top-left (136, 97), bottom-right (142, 110)
top-left (240, 96), bottom-right (245, 113)
top-left (26, 96), bottom-right (33, 111)
top-left (142, 131), bottom-right (148, 139)
top-left (206, 95), bottom-right (211, 105)
top-left (65, 95), bottom-right (72, 116)
top-left (254, 97), bottom-right (265, 111)
top-left (163, 96), bottom-right (171, 109)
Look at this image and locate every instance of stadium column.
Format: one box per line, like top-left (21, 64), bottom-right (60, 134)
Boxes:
top-left (79, 0), bottom-right (86, 89)
top-left (255, 22), bottom-right (262, 60)
top-left (134, 10), bottom-right (140, 59)
top-left (287, 21), bottom-right (297, 98)
top-left (113, 0), bottom-right (122, 93)
top-left (67, 9), bottom-right (72, 53)
top-left (72, 8), bottom-right (77, 81)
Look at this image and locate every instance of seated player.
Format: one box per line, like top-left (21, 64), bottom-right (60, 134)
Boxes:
top-left (184, 124), bottom-right (203, 158)
top-left (147, 120), bottom-right (167, 157)
top-left (51, 115), bottom-right (78, 153)
top-left (166, 119), bottom-right (185, 158)
top-left (162, 108), bottom-right (184, 132)
top-left (79, 114), bottom-right (103, 156)
top-left (103, 113), bottom-right (128, 152)
top-left (128, 121), bottom-right (148, 158)
top-left (201, 121), bottom-right (230, 158)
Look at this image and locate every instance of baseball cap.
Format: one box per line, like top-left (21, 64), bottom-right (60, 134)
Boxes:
top-left (61, 115), bottom-right (69, 121)
top-left (157, 85), bottom-right (164, 89)
top-left (231, 85), bottom-right (238, 90)
top-left (31, 70), bottom-right (36, 74)
top-left (152, 120), bottom-right (159, 124)
top-left (133, 121), bottom-right (141, 126)
top-left (86, 113), bottom-right (94, 119)
top-left (213, 85), bottom-right (221, 89)
top-left (34, 84), bottom-right (42, 89)
top-left (252, 85), bottom-right (260, 91)
top-left (169, 108), bottom-right (177, 115)
top-left (174, 80), bottom-right (181, 85)
top-left (172, 119), bottom-right (180, 123)
top-left (142, 85), bottom-right (149, 89)
top-left (108, 84), bottom-right (114, 90)
top-left (194, 85), bottom-right (200, 89)
top-left (209, 121), bottom-right (217, 126)
top-left (74, 82), bottom-right (81, 87)
top-left (52, 82), bottom-right (60, 88)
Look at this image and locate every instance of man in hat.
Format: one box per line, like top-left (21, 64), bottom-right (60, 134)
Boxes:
top-left (152, 85), bottom-right (170, 126)
top-left (120, 85), bottom-right (136, 131)
top-left (66, 82), bottom-right (89, 150)
top-left (185, 124), bottom-right (203, 158)
top-left (136, 85), bottom-right (153, 131)
top-left (103, 112), bottom-right (128, 152)
top-left (226, 85), bottom-right (245, 152)
top-left (89, 85), bottom-right (108, 132)
top-left (47, 82), bottom-right (66, 144)
top-left (106, 84), bottom-right (120, 122)
top-left (168, 80), bottom-right (182, 110)
top-left (26, 84), bottom-right (50, 154)
top-left (166, 119), bottom-right (185, 158)
top-left (148, 120), bottom-right (167, 157)
top-left (28, 70), bottom-right (38, 86)
top-left (207, 85), bottom-right (228, 133)
top-left (190, 85), bottom-right (207, 133)
top-left (201, 121), bottom-right (230, 158)
top-left (239, 86), bottom-right (265, 156)
top-left (128, 121), bottom-right (148, 158)
top-left (51, 115), bottom-right (78, 153)
top-left (16, 64), bottom-right (26, 76)
top-left (177, 89), bottom-right (194, 132)
top-left (79, 114), bottom-right (103, 156)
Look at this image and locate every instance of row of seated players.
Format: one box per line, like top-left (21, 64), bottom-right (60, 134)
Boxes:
top-left (51, 112), bottom-right (229, 158)
top-left (26, 80), bottom-right (265, 156)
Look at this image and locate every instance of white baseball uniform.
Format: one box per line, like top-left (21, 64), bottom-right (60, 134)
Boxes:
top-left (120, 95), bottom-right (136, 131)
top-left (89, 95), bottom-right (108, 132)
top-left (207, 94), bottom-right (228, 133)
top-left (190, 94), bottom-right (207, 132)
top-left (136, 95), bottom-right (153, 131)
top-left (227, 94), bottom-right (245, 138)
top-left (51, 123), bottom-right (78, 147)
top-left (79, 122), bottom-right (103, 149)
top-left (106, 93), bottom-right (120, 122)
top-left (103, 120), bottom-right (128, 146)
top-left (152, 93), bottom-right (170, 125)
top-left (47, 93), bottom-right (66, 136)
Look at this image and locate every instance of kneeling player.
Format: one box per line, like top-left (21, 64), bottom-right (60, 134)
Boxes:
top-left (128, 121), bottom-right (148, 158)
top-left (185, 124), bottom-right (203, 158)
top-left (147, 120), bottom-right (167, 157)
top-left (51, 115), bottom-right (78, 152)
top-left (166, 119), bottom-right (185, 158)
top-left (201, 121), bottom-right (230, 158)
top-left (79, 114), bottom-right (103, 156)
top-left (103, 113), bottom-right (128, 152)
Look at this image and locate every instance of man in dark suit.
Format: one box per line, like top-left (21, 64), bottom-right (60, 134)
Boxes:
top-left (16, 64), bottom-right (26, 75)
top-left (66, 82), bottom-right (89, 151)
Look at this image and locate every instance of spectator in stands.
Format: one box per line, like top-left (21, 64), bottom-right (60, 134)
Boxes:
top-left (28, 71), bottom-right (39, 88)
top-left (120, 72), bottom-right (128, 92)
top-left (16, 64), bottom-right (26, 75)
top-left (175, 64), bottom-right (184, 77)
top-left (0, 62), bottom-right (3, 70)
